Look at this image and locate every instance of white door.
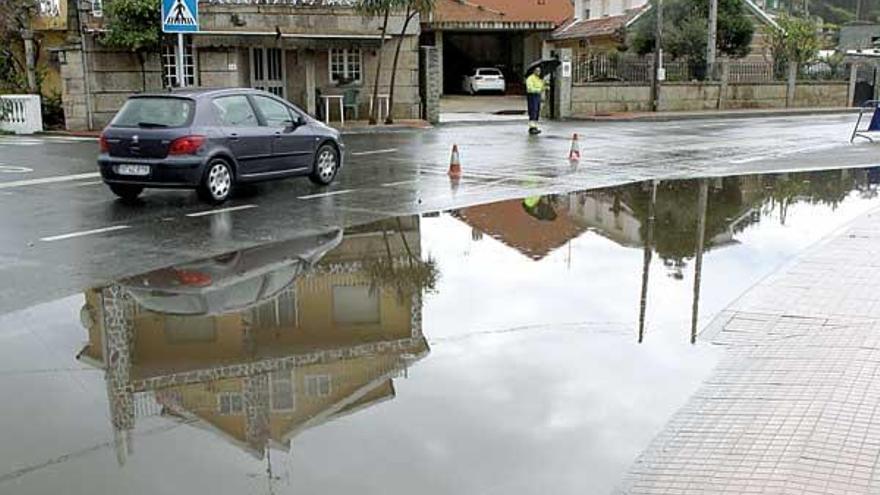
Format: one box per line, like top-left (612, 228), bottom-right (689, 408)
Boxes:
top-left (251, 47), bottom-right (286, 98)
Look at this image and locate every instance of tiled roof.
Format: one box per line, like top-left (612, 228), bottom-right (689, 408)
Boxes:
top-left (552, 8), bottom-right (646, 40)
top-left (432, 0), bottom-right (572, 25)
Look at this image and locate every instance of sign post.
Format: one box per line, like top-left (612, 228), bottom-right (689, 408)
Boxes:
top-left (161, 0), bottom-right (199, 88)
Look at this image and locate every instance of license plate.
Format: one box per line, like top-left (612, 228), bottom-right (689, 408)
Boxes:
top-left (116, 164), bottom-right (150, 176)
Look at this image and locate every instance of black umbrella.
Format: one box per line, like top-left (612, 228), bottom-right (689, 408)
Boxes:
top-left (525, 58), bottom-right (561, 77)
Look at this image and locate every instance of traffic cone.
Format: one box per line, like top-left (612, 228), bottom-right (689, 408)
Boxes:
top-left (448, 144), bottom-right (462, 178)
top-left (568, 133), bottom-right (581, 163)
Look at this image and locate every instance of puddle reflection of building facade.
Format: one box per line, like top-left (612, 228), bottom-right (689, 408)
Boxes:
top-left (80, 218), bottom-right (430, 466)
top-left (100, 284), bottom-right (136, 466)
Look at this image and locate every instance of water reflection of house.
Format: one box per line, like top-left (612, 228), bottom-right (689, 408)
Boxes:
top-left (456, 198), bottom-right (587, 260)
top-left (77, 217), bottom-right (428, 463)
top-left (565, 192), bottom-right (643, 248)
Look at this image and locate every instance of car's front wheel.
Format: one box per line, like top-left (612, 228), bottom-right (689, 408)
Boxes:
top-left (108, 183), bottom-right (143, 202)
top-left (198, 159), bottom-right (234, 204)
top-left (309, 144), bottom-right (339, 186)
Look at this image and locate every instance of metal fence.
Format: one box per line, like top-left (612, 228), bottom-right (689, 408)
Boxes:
top-left (798, 62), bottom-right (850, 82)
top-left (574, 53), bottom-right (651, 83)
top-left (727, 62), bottom-right (777, 83)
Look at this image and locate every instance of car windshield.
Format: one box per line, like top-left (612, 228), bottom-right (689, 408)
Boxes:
top-left (478, 69), bottom-right (502, 76)
top-left (112, 97), bottom-right (194, 128)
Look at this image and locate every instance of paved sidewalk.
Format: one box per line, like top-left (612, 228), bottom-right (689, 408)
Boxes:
top-left (618, 207), bottom-right (880, 494)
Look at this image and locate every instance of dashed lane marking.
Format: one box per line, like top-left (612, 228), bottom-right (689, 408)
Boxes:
top-left (351, 148), bottom-right (398, 156)
top-left (381, 179), bottom-right (420, 187)
top-left (0, 165), bottom-right (34, 173)
top-left (0, 172), bottom-right (101, 189)
top-left (40, 225), bottom-right (131, 242)
top-left (298, 189), bottom-right (354, 200)
top-left (185, 204), bottom-right (258, 217)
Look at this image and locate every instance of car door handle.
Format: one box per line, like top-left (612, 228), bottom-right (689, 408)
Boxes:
top-left (274, 131), bottom-right (282, 139)
top-left (229, 133), bottom-right (239, 141)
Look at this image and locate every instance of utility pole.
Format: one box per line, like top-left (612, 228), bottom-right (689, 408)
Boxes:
top-left (707, 0), bottom-right (718, 79)
top-left (856, 0), bottom-right (862, 21)
top-left (690, 179), bottom-right (709, 345)
top-left (651, 0), bottom-right (663, 111)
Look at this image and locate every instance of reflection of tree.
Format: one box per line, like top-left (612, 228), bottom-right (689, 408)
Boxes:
top-left (618, 168), bottom-right (876, 273)
top-left (365, 217), bottom-right (439, 302)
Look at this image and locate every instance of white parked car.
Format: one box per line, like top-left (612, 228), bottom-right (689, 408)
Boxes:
top-left (462, 68), bottom-right (506, 95)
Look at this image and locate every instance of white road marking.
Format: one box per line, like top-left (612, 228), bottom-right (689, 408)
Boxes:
top-left (381, 179), bottom-right (420, 187)
top-left (298, 189), bottom-right (354, 200)
top-left (0, 165), bottom-right (34, 173)
top-left (186, 204), bottom-right (258, 217)
top-left (0, 172), bottom-right (101, 189)
top-left (351, 148), bottom-right (398, 156)
top-left (40, 225), bottom-right (130, 242)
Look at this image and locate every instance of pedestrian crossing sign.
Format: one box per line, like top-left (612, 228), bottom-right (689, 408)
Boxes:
top-left (162, 0), bottom-right (198, 33)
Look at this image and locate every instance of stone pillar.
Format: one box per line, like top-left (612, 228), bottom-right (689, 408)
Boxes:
top-left (434, 31), bottom-right (444, 95)
top-left (848, 63), bottom-right (858, 107)
top-left (786, 61), bottom-right (797, 108)
top-left (717, 59), bottom-right (729, 110)
top-left (420, 46), bottom-right (440, 124)
top-left (304, 50), bottom-right (317, 115)
top-left (22, 30), bottom-right (37, 93)
top-left (555, 48), bottom-right (573, 119)
top-left (100, 285), bottom-right (136, 466)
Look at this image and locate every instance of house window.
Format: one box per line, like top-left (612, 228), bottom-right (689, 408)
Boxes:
top-left (329, 48), bottom-right (362, 85)
top-left (270, 370), bottom-right (295, 411)
top-left (332, 285), bottom-right (380, 324)
top-left (218, 393), bottom-right (244, 415)
top-left (305, 375), bottom-right (331, 397)
top-left (162, 36), bottom-right (196, 88)
top-left (251, 47), bottom-right (286, 98)
top-left (253, 287), bottom-right (297, 328)
top-left (164, 315), bottom-right (216, 343)
top-left (91, 0), bottom-right (103, 17)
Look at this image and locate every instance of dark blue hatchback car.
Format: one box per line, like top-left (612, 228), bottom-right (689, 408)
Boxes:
top-left (98, 88), bottom-right (343, 203)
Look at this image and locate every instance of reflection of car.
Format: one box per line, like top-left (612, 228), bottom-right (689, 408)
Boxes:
top-left (120, 229), bottom-right (343, 316)
top-left (462, 68), bottom-right (506, 94)
top-left (98, 88), bottom-right (344, 204)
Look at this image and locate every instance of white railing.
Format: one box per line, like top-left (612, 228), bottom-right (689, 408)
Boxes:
top-left (0, 95), bottom-right (43, 135)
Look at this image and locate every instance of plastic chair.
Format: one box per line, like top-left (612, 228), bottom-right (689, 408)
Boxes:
top-left (343, 88), bottom-right (360, 120)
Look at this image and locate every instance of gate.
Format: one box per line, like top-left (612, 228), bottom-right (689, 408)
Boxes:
top-left (854, 65), bottom-right (875, 107)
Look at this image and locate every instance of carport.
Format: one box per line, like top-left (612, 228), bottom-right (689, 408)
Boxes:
top-left (421, 0), bottom-right (568, 96)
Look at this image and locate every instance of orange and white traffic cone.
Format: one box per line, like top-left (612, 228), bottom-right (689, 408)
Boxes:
top-left (568, 133), bottom-right (581, 163)
top-left (448, 144), bottom-right (462, 179)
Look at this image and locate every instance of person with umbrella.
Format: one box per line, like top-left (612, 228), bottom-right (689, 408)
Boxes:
top-left (526, 68), bottom-right (546, 135)
top-left (524, 59), bottom-right (558, 135)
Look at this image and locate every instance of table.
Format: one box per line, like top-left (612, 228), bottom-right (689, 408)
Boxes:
top-left (320, 95), bottom-right (345, 126)
top-left (369, 94), bottom-right (390, 122)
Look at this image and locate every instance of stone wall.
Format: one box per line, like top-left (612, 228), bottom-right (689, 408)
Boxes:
top-left (571, 81), bottom-right (850, 115)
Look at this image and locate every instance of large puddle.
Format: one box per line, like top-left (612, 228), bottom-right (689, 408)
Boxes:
top-left (2, 167), bottom-right (880, 494)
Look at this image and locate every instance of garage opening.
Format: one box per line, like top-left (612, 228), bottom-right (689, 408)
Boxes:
top-left (443, 32), bottom-right (527, 95)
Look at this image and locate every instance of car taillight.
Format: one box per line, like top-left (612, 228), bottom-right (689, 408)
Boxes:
top-left (174, 269), bottom-right (212, 287)
top-left (168, 135), bottom-right (206, 155)
top-left (99, 134), bottom-right (109, 153)
top-left (474, 76), bottom-right (483, 81)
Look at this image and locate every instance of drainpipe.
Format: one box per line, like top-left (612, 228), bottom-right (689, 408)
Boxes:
top-left (22, 30), bottom-right (38, 93)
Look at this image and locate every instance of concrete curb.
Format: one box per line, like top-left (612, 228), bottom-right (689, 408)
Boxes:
top-left (569, 107), bottom-right (860, 123)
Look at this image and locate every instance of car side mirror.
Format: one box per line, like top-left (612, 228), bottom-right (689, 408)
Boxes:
top-left (283, 116), bottom-right (306, 132)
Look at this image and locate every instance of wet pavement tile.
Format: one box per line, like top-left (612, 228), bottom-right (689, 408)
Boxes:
top-left (2, 167), bottom-right (880, 494)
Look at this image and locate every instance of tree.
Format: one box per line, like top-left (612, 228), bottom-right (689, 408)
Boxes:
top-left (630, 0), bottom-right (754, 68)
top-left (357, 0), bottom-right (397, 125)
top-left (763, 14), bottom-right (820, 69)
top-left (102, 0), bottom-right (162, 92)
top-left (385, 0), bottom-right (433, 124)
top-left (0, 0), bottom-right (39, 93)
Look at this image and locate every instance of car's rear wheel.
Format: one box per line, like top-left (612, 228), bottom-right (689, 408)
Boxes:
top-left (198, 159), bottom-right (234, 204)
top-left (309, 144), bottom-right (339, 186)
top-left (108, 183), bottom-right (143, 201)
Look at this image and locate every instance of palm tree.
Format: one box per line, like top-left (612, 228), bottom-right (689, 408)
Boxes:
top-left (385, 0), bottom-right (434, 124)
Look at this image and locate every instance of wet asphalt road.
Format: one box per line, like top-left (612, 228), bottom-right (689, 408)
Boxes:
top-left (1, 113), bottom-right (877, 314)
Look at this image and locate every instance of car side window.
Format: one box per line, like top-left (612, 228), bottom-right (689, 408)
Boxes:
top-left (252, 96), bottom-right (294, 127)
top-left (212, 95), bottom-right (259, 127)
